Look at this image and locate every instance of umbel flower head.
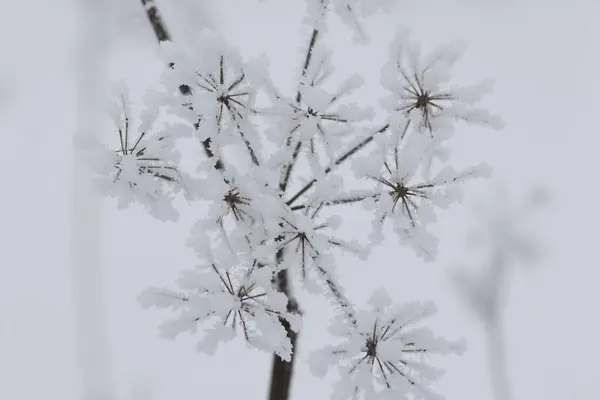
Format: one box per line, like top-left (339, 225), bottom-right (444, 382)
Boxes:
top-left (309, 289), bottom-right (465, 400)
top-left (259, 44), bottom-right (372, 172)
top-left (269, 201), bottom-right (368, 282)
top-left (340, 131), bottom-right (491, 260)
top-left (189, 168), bottom-right (265, 236)
top-left (81, 85), bottom-right (189, 221)
top-left (159, 29), bottom-right (262, 165)
top-left (381, 30), bottom-right (505, 135)
top-left (138, 244), bottom-right (300, 361)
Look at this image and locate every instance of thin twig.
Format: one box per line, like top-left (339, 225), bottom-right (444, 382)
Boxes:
top-left (286, 123), bottom-right (389, 206)
top-left (278, 28), bottom-right (320, 194)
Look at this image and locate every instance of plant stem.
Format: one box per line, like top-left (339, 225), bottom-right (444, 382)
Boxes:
top-left (486, 318), bottom-right (513, 400)
top-left (138, 5), bottom-right (390, 400)
top-left (279, 28), bottom-right (320, 194)
top-left (268, 25), bottom-right (321, 400)
top-left (485, 250), bottom-right (513, 400)
top-left (268, 250), bottom-right (300, 400)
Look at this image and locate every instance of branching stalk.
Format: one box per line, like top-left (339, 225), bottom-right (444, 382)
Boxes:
top-left (270, 26), bottom-right (320, 400)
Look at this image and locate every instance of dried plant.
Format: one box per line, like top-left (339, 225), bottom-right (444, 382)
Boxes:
top-left (81, 1), bottom-right (504, 399)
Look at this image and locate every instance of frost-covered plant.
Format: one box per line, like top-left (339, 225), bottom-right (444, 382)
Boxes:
top-left (309, 289), bottom-right (465, 400)
top-left (139, 243), bottom-right (301, 361)
top-left (83, 1), bottom-right (504, 399)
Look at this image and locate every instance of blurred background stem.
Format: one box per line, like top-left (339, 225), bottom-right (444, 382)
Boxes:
top-left (486, 317), bottom-right (513, 400)
top-left (71, 0), bottom-right (113, 399)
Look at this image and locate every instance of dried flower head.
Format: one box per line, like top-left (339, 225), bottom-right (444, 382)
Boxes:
top-left (381, 31), bottom-right (504, 135)
top-left (309, 289), bottom-right (465, 400)
top-left (139, 249), bottom-right (300, 361)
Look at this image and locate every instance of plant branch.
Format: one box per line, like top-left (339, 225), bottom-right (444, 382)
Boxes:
top-left (278, 28), bottom-right (320, 194)
top-left (139, 0), bottom-right (224, 171)
top-left (269, 27), bottom-right (321, 400)
top-left (279, 140), bottom-right (303, 193)
top-left (296, 28), bottom-right (319, 104)
top-left (286, 123), bottom-right (389, 206)
top-left (316, 266), bottom-right (357, 327)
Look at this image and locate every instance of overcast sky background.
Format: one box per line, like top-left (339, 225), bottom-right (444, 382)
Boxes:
top-left (0, 0), bottom-right (598, 399)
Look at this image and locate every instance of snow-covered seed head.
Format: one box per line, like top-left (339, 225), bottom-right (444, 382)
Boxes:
top-left (208, 64), bottom-right (250, 115)
top-left (415, 91), bottom-right (431, 110)
top-left (223, 187), bottom-right (252, 222)
top-left (111, 99), bottom-right (181, 187)
top-left (309, 291), bottom-right (464, 398)
top-left (370, 174), bottom-right (429, 228)
top-left (398, 76), bottom-right (453, 134)
top-left (389, 184), bottom-right (423, 227)
top-left (271, 204), bottom-right (351, 281)
top-left (354, 318), bottom-right (420, 388)
top-left (382, 32), bottom-right (504, 134)
top-left (364, 336), bottom-right (378, 359)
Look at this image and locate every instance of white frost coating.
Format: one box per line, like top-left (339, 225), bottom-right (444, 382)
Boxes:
top-left (70, 3), bottom-right (508, 396)
top-left (309, 289), bottom-right (464, 400)
top-left (303, 0), bottom-right (394, 43)
top-left (367, 287), bottom-right (393, 309)
top-left (259, 43), bottom-right (371, 173)
top-left (381, 30), bottom-right (505, 135)
top-left (157, 28), bottom-right (261, 161)
top-left (138, 249), bottom-right (298, 361)
top-left (78, 83), bottom-right (190, 221)
top-left (303, 0), bottom-right (329, 31)
top-left (263, 203), bottom-right (367, 283)
top-left (345, 127), bottom-right (489, 261)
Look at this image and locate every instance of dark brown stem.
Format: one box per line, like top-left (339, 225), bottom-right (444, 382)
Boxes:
top-left (278, 28), bottom-right (320, 194)
top-left (269, 27), bottom-right (321, 400)
top-left (295, 29), bottom-right (319, 104)
top-left (140, 0), bottom-right (170, 41)
top-left (279, 141), bottom-right (303, 193)
top-left (268, 249), bottom-right (300, 400)
top-left (139, 0), bottom-right (223, 171)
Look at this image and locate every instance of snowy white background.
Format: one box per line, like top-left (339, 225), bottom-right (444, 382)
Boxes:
top-left (0, 0), bottom-right (598, 399)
